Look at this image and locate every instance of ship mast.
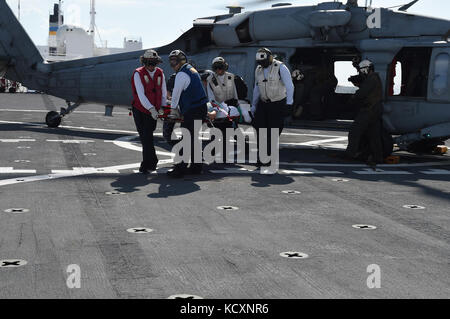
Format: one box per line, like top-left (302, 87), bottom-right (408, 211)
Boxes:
top-left (57, 0), bottom-right (62, 27)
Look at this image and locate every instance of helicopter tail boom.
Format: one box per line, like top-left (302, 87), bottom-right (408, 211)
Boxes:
top-left (0, 0), bottom-right (47, 89)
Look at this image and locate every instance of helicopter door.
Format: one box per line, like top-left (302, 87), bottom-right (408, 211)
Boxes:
top-left (428, 48), bottom-right (450, 102)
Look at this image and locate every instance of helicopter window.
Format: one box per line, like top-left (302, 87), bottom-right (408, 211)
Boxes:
top-left (433, 53), bottom-right (449, 96)
top-left (391, 61), bottom-right (402, 96)
top-left (392, 48), bottom-right (431, 98)
top-left (334, 61), bottom-right (358, 94)
top-left (273, 52), bottom-right (287, 63)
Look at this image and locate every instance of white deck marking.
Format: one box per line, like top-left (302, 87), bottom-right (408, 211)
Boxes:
top-left (0, 109), bottom-right (129, 115)
top-left (0, 163), bottom-right (142, 187)
top-left (111, 135), bottom-right (175, 157)
top-left (0, 139), bottom-right (36, 143)
top-left (420, 169), bottom-right (450, 175)
top-left (279, 168), bottom-right (344, 175)
top-left (280, 161), bottom-right (450, 168)
top-left (51, 167), bottom-right (121, 174)
top-left (298, 137), bottom-right (348, 146)
top-left (0, 167), bottom-right (36, 174)
top-left (47, 139), bottom-right (95, 144)
top-left (353, 169), bottom-right (413, 175)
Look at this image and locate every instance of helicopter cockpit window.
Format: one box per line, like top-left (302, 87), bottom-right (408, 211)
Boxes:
top-left (433, 53), bottom-right (449, 96)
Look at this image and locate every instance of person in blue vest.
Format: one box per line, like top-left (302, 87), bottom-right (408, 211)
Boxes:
top-left (167, 50), bottom-right (208, 178)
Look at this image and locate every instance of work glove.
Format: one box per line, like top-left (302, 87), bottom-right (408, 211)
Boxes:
top-left (149, 107), bottom-right (159, 120)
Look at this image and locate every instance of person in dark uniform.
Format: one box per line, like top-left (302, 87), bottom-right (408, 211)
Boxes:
top-left (131, 49), bottom-right (166, 174)
top-left (345, 59), bottom-right (384, 166)
top-left (167, 50), bottom-right (208, 178)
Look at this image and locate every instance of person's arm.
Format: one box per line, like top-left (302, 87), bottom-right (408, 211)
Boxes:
top-left (170, 72), bottom-right (191, 109)
top-left (134, 72), bottom-right (155, 110)
top-left (280, 64), bottom-right (295, 105)
top-left (207, 83), bottom-right (215, 102)
top-left (251, 84), bottom-right (260, 115)
top-left (350, 75), bottom-right (376, 105)
top-left (161, 73), bottom-right (167, 106)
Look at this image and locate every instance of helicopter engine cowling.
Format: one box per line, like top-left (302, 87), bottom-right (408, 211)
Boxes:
top-left (308, 10), bottom-right (352, 28)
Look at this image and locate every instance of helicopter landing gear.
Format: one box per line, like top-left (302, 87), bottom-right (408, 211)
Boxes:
top-left (45, 111), bottom-right (62, 128)
top-left (407, 138), bottom-right (447, 155)
top-left (45, 101), bottom-right (81, 128)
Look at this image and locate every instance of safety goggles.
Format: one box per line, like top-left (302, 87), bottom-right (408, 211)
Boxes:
top-left (212, 64), bottom-right (225, 71)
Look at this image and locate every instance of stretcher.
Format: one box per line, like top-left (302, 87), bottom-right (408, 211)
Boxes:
top-left (157, 100), bottom-right (253, 124)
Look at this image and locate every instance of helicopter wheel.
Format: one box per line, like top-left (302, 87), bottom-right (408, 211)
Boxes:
top-left (46, 111), bottom-right (62, 128)
top-left (407, 139), bottom-right (445, 155)
top-left (8, 87), bottom-right (16, 93)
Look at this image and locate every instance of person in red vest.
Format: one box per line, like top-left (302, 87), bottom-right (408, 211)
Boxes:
top-left (131, 49), bottom-right (167, 174)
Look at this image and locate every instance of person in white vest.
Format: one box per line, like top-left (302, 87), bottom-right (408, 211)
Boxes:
top-left (206, 57), bottom-right (240, 163)
top-left (251, 48), bottom-right (294, 167)
top-left (206, 57), bottom-right (239, 106)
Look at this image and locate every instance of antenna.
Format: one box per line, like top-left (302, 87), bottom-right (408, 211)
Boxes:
top-left (89, 0), bottom-right (96, 37)
top-left (18, 0), bottom-right (20, 21)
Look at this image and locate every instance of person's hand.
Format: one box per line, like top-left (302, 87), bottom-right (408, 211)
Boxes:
top-left (251, 105), bottom-right (257, 117)
top-left (208, 111), bottom-right (217, 121)
top-left (149, 107), bottom-right (159, 120)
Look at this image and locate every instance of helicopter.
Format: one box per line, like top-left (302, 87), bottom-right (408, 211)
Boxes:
top-left (0, 0), bottom-right (449, 154)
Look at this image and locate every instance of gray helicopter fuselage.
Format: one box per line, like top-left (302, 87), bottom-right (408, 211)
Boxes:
top-left (1, 0), bottom-right (450, 146)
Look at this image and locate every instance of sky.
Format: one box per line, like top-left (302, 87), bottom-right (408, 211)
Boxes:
top-left (5, 0), bottom-right (450, 49)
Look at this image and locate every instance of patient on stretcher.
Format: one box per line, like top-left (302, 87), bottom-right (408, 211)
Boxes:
top-left (159, 100), bottom-right (252, 124)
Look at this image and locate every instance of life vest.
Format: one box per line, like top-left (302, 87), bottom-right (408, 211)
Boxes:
top-left (178, 64), bottom-right (208, 114)
top-left (255, 59), bottom-right (287, 103)
top-left (207, 72), bottom-right (236, 103)
top-left (131, 67), bottom-right (163, 114)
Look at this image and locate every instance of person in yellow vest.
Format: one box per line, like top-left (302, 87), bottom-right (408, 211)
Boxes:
top-left (251, 48), bottom-right (294, 167)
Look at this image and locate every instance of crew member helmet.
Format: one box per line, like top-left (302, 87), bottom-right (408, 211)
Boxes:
top-left (359, 59), bottom-right (374, 74)
top-left (212, 57), bottom-right (229, 71)
top-left (292, 69), bottom-right (304, 81)
top-left (140, 49), bottom-right (162, 66)
top-left (256, 48), bottom-right (273, 68)
top-left (169, 50), bottom-right (187, 68)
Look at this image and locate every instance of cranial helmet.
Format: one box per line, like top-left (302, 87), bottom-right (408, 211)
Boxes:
top-left (169, 50), bottom-right (187, 67)
top-left (212, 57), bottom-right (228, 71)
top-left (359, 59), bottom-right (374, 74)
top-left (140, 49), bottom-right (162, 66)
top-left (256, 48), bottom-right (273, 68)
top-left (292, 69), bottom-right (304, 81)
